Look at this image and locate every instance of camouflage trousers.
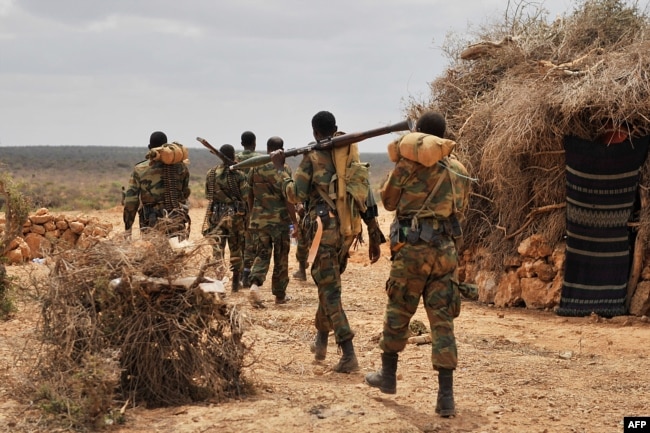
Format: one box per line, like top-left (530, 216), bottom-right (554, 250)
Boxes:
top-left (312, 216), bottom-right (354, 344)
top-left (294, 218), bottom-right (310, 264)
top-left (242, 226), bottom-right (257, 270)
top-left (205, 215), bottom-right (246, 274)
top-left (249, 225), bottom-right (291, 298)
top-left (379, 237), bottom-right (461, 370)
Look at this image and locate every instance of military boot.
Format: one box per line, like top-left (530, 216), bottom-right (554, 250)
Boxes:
top-left (332, 339), bottom-right (359, 373)
top-left (241, 268), bottom-right (251, 289)
top-left (436, 368), bottom-right (455, 417)
top-left (310, 330), bottom-right (329, 361)
top-left (364, 352), bottom-right (398, 394)
top-left (292, 261), bottom-right (307, 281)
top-left (231, 270), bottom-right (241, 293)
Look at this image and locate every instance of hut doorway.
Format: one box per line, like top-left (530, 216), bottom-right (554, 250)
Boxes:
top-left (557, 134), bottom-right (650, 317)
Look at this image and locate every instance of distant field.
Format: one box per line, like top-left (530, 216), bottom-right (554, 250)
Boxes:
top-left (0, 146), bottom-right (392, 211)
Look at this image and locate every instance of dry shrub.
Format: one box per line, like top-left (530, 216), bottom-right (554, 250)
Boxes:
top-left (411, 0), bottom-right (650, 270)
top-left (35, 229), bottom-right (249, 428)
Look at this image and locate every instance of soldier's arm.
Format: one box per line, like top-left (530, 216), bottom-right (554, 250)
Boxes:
top-left (282, 154), bottom-right (312, 204)
top-left (123, 169), bottom-right (140, 231)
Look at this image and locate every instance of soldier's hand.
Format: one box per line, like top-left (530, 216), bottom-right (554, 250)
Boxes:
top-left (366, 218), bottom-right (386, 264)
top-left (269, 149), bottom-right (286, 172)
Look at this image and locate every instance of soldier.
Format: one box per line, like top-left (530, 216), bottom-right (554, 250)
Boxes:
top-left (202, 144), bottom-right (250, 292)
top-left (123, 131), bottom-right (190, 239)
top-left (269, 110), bottom-right (385, 374)
top-left (236, 131), bottom-right (261, 289)
top-left (247, 136), bottom-right (295, 307)
top-left (364, 111), bottom-right (471, 418)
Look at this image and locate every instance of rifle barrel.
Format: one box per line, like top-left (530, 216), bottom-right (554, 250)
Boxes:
top-left (232, 154), bottom-right (273, 170)
top-left (230, 118), bottom-right (413, 170)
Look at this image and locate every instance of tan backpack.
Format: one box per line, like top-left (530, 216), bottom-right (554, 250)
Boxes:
top-left (146, 142), bottom-right (189, 165)
top-left (316, 142), bottom-right (370, 237)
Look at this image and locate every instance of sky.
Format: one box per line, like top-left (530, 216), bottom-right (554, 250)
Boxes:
top-left (0, 0), bottom-right (576, 154)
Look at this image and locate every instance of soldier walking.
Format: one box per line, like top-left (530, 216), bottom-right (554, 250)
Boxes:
top-left (364, 111), bottom-right (471, 418)
top-left (202, 144), bottom-right (250, 292)
top-left (247, 136), bottom-right (295, 307)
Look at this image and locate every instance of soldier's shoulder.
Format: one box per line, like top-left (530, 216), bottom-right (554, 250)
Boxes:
top-left (133, 159), bottom-right (151, 173)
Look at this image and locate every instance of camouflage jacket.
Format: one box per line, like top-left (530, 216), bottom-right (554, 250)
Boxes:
top-left (280, 149), bottom-right (336, 214)
top-left (202, 165), bottom-right (250, 233)
top-left (205, 165), bottom-right (250, 205)
top-left (249, 161), bottom-right (293, 229)
top-left (380, 155), bottom-right (470, 222)
top-left (123, 159), bottom-right (190, 230)
top-left (236, 149), bottom-right (261, 162)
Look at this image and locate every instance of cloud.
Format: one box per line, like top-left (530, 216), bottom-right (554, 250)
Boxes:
top-left (0, 0), bottom-right (575, 152)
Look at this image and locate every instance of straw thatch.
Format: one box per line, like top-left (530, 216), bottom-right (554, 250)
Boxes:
top-left (410, 0), bottom-right (650, 271)
top-left (39, 231), bottom-right (249, 411)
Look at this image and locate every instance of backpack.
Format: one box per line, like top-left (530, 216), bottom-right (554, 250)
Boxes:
top-left (315, 142), bottom-right (370, 237)
top-left (146, 142), bottom-right (189, 165)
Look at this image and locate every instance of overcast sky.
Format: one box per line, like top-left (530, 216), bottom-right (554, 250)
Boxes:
top-left (0, 0), bottom-right (575, 154)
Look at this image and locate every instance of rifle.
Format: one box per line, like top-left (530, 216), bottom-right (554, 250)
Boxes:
top-left (230, 118), bottom-right (415, 170)
top-left (196, 137), bottom-right (235, 166)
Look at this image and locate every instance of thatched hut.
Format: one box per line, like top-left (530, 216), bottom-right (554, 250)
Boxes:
top-left (410, 0), bottom-right (650, 316)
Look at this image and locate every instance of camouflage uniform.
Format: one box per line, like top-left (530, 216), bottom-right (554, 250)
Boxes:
top-left (248, 161), bottom-right (293, 298)
top-left (379, 155), bottom-right (470, 370)
top-left (123, 159), bottom-right (190, 236)
top-left (294, 202), bottom-right (310, 266)
top-left (279, 150), bottom-right (355, 345)
top-left (202, 165), bottom-right (250, 276)
top-left (237, 149), bottom-right (262, 277)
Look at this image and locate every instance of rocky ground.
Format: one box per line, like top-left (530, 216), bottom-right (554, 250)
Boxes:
top-left (1, 206), bottom-right (649, 433)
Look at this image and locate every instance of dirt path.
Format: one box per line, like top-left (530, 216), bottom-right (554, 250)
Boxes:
top-left (2, 207), bottom-right (649, 433)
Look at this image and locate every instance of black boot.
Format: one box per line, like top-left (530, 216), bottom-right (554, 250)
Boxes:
top-left (292, 261), bottom-right (307, 281)
top-left (436, 368), bottom-right (455, 417)
top-left (365, 352), bottom-right (398, 394)
top-left (333, 339), bottom-right (359, 373)
top-left (241, 268), bottom-right (251, 289)
top-left (310, 330), bottom-right (329, 361)
top-left (231, 270), bottom-right (241, 293)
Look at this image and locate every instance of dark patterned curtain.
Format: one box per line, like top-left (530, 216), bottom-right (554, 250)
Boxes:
top-left (557, 135), bottom-right (649, 317)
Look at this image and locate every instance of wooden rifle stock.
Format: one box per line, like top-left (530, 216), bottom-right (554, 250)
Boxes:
top-left (230, 118), bottom-right (414, 170)
top-left (196, 137), bottom-right (235, 166)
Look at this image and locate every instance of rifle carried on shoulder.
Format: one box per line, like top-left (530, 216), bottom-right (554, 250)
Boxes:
top-left (196, 137), bottom-right (235, 166)
top-left (230, 118), bottom-right (415, 170)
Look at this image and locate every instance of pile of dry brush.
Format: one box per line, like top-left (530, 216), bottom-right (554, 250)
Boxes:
top-left (408, 0), bottom-right (650, 270)
top-left (32, 230), bottom-right (249, 427)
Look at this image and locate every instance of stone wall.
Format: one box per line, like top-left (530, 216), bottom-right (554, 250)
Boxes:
top-left (1, 208), bottom-right (113, 264)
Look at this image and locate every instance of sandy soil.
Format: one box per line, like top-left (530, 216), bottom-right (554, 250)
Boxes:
top-left (1, 206), bottom-right (649, 433)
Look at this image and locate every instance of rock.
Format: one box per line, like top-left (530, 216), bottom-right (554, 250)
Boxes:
top-left (629, 281), bottom-right (650, 316)
top-left (24, 233), bottom-right (51, 259)
top-left (494, 271), bottom-right (522, 307)
top-left (476, 270), bottom-right (498, 304)
top-left (520, 277), bottom-right (552, 309)
top-left (517, 234), bottom-right (553, 259)
top-left (6, 248), bottom-right (24, 264)
top-left (69, 221), bottom-right (85, 234)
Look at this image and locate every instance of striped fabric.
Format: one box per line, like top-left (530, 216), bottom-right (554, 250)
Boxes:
top-left (557, 135), bottom-right (649, 317)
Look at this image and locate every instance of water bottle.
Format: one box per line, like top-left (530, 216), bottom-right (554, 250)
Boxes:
top-left (290, 224), bottom-right (298, 246)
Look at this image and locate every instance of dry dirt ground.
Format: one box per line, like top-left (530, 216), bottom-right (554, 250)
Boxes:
top-left (2, 206), bottom-right (650, 433)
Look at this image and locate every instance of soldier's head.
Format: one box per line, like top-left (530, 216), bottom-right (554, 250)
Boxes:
top-left (241, 131), bottom-right (256, 150)
top-left (311, 111), bottom-right (337, 141)
top-left (415, 111), bottom-right (446, 137)
top-left (148, 131), bottom-right (168, 149)
top-left (220, 144), bottom-right (236, 164)
top-left (266, 136), bottom-right (284, 154)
